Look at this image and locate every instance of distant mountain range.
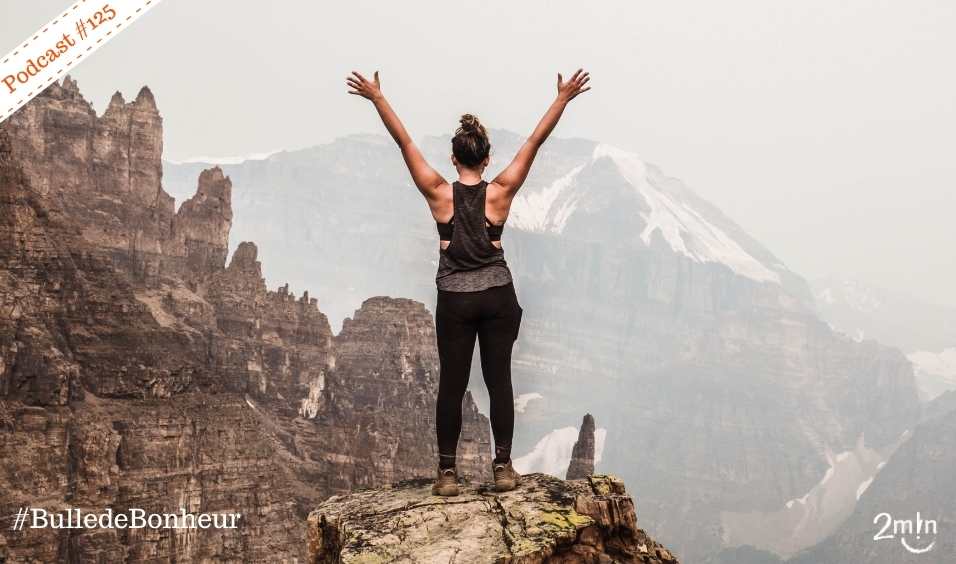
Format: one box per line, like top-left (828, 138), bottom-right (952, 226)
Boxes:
top-left (812, 275), bottom-right (956, 353)
top-left (812, 276), bottom-right (956, 401)
top-left (164, 131), bottom-right (923, 562)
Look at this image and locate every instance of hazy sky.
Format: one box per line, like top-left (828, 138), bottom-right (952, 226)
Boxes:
top-left (3, 1), bottom-right (954, 307)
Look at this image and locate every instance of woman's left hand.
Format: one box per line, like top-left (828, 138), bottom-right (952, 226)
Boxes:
top-left (347, 71), bottom-right (383, 101)
top-left (556, 69), bottom-right (591, 102)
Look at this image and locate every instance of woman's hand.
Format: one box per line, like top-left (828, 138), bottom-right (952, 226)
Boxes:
top-left (346, 69), bottom-right (447, 197)
top-left (556, 69), bottom-right (591, 102)
top-left (493, 69), bottom-right (591, 195)
top-left (346, 70), bottom-right (383, 102)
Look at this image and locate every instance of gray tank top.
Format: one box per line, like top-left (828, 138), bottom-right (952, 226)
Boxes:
top-left (435, 181), bottom-right (514, 292)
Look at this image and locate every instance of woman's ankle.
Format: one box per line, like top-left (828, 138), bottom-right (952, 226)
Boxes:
top-left (438, 453), bottom-right (457, 470)
top-left (494, 443), bottom-right (512, 465)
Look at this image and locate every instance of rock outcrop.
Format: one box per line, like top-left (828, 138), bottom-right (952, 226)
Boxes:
top-left (0, 78), bottom-right (491, 562)
top-left (307, 473), bottom-right (678, 564)
top-left (566, 413), bottom-right (596, 480)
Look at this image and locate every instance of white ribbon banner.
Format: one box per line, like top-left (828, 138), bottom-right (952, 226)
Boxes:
top-left (1, 0), bottom-right (163, 124)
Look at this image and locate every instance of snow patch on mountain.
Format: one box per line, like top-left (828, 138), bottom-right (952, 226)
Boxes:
top-left (909, 348), bottom-right (956, 380)
top-left (908, 348), bottom-right (956, 401)
top-left (507, 165), bottom-right (585, 233)
top-left (514, 392), bottom-right (544, 413)
top-left (856, 476), bottom-right (875, 500)
top-left (513, 426), bottom-right (607, 477)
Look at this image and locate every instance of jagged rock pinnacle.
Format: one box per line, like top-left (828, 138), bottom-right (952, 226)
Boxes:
top-left (567, 413), bottom-right (597, 480)
top-left (134, 85), bottom-right (157, 110)
top-left (228, 241), bottom-right (260, 270)
top-left (108, 91), bottom-right (126, 108)
top-left (61, 75), bottom-right (80, 94)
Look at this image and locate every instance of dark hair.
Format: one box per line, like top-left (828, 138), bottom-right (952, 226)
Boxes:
top-left (452, 114), bottom-right (490, 168)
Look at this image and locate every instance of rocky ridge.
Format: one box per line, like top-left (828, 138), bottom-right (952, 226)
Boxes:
top-left (307, 473), bottom-right (679, 564)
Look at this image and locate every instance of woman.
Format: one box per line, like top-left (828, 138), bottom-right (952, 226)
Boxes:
top-left (346, 68), bottom-right (590, 496)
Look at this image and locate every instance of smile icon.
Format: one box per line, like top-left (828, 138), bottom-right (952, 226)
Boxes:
top-left (900, 537), bottom-right (935, 555)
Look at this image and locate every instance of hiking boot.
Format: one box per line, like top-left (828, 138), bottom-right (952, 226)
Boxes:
top-left (493, 459), bottom-right (520, 492)
top-left (431, 466), bottom-right (460, 496)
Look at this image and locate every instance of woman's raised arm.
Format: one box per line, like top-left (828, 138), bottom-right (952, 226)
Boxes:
top-left (347, 71), bottom-right (446, 202)
top-left (492, 69), bottom-right (591, 196)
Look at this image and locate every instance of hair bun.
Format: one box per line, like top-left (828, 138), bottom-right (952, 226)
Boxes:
top-left (452, 113), bottom-right (491, 167)
top-left (459, 114), bottom-right (483, 134)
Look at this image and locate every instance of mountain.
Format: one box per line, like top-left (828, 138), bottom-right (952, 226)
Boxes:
top-left (811, 276), bottom-right (956, 401)
top-left (790, 395), bottom-right (956, 563)
top-left (0, 79), bottom-right (491, 562)
top-left (164, 129), bottom-right (921, 561)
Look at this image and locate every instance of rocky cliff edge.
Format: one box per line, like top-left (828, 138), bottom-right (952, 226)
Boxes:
top-left (307, 473), bottom-right (679, 564)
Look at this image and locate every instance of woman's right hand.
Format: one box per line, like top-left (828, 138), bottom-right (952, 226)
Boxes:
top-left (346, 71), bottom-right (383, 102)
top-left (556, 69), bottom-right (591, 102)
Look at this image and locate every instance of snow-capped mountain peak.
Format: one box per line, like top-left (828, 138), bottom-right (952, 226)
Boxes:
top-left (508, 142), bottom-right (782, 284)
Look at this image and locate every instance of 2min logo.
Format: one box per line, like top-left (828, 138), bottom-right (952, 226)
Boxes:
top-left (873, 512), bottom-right (938, 555)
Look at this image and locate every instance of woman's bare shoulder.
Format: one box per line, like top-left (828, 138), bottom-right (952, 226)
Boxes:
top-left (485, 181), bottom-right (514, 222)
top-left (487, 180), bottom-right (516, 199)
top-left (423, 180), bottom-right (453, 202)
top-left (427, 181), bottom-right (454, 222)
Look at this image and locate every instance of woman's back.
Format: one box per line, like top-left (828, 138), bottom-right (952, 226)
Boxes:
top-left (435, 180), bottom-right (513, 292)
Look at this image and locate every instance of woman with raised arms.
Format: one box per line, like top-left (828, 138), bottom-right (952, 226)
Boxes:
top-left (347, 68), bottom-right (591, 496)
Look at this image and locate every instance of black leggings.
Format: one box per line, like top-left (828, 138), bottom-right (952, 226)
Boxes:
top-left (435, 282), bottom-right (523, 466)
